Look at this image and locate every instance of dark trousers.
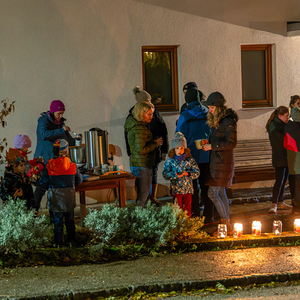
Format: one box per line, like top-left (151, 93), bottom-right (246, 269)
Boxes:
top-left (272, 167), bottom-right (289, 204)
top-left (174, 193), bottom-right (192, 217)
top-left (289, 174), bottom-right (296, 200)
top-left (52, 210), bottom-right (76, 244)
top-left (292, 174), bottom-right (300, 212)
top-left (192, 162), bottom-right (214, 219)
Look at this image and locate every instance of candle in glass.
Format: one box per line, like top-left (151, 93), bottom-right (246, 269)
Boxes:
top-left (252, 221), bottom-right (261, 236)
top-left (294, 219), bottom-right (300, 233)
top-left (272, 220), bottom-right (282, 235)
top-left (217, 224), bottom-right (227, 239)
top-left (234, 223), bottom-right (243, 238)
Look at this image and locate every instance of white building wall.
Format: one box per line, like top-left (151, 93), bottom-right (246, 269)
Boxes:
top-left (1, 0), bottom-right (300, 199)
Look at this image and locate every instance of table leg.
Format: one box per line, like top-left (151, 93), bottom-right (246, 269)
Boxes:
top-left (80, 191), bottom-right (86, 226)
top-left (119, 179), bottom-right (126, 208)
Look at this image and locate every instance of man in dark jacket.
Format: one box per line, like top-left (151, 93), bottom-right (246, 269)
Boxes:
top-left (176, 89), bottom-right (212, 219)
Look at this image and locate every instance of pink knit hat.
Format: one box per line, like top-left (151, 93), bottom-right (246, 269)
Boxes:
top-left (50, 100), bottom-right (65, 113)
top-left (14, 134), bottom-right (32, 149)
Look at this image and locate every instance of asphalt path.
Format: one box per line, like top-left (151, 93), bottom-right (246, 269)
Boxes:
top-left (163, 284), bottom-right (300, 299)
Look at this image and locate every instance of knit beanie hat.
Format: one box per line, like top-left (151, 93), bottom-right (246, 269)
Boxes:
top-left (50, 100), bottom-right (65, 113)
top-left (291, 107), bottom-right (300, 122)
top-left (183, 82), bottom-right (198, 92)
top-left (54, 139), bottom-right (69, 151)
top-left (206, 92), bottom-right (226, 107)
top-left (185, 89), bottom-right (200, 104)
top-left (171, 132), bottom-right (187, 149)
top-left (14, 134), bottom-right (32, 149)
top-left (133, 86), bottom-right (151, 103)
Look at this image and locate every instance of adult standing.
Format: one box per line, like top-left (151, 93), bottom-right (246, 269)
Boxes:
top-left (176, 89), bottom-right (212, 219)
top-left (284, 107), bottom-right (300, 215)
top-left (124, 101), bottom-right (163, 208)
top-left (125, 86), bottom-right (168, 205)
top-left (203, 92), bottom-right (238, 234)
top-left (34, 100), bottom-right (75, 164)
top-left (266, 106), bottom-right (291, 213)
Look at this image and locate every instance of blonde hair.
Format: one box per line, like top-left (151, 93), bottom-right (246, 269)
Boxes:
top-left (132, 101), bottom-right (154, 122)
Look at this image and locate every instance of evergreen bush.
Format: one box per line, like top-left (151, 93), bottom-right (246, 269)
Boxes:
top-left (84, 202), bottom-right (207, 253)
top-left (0, 199), bottom-right (51, 253)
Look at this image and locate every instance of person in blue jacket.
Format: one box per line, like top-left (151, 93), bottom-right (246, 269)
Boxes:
top-left (34, 100), bottom-right (75, 164)
top-left (176, 88), bottom-right (213, 220)
top-left (35, 139), bottom-right (82, 247)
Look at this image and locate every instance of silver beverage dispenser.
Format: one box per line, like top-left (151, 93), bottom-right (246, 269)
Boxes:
top-left (85, 128), bottom-right (109, 170)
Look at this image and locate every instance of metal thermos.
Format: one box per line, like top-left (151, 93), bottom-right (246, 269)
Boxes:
top-left (84, 128), bottom-right (109, 170)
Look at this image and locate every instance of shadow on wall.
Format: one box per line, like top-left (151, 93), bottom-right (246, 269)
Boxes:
top-left (236, 108), bottom-right (273, 120)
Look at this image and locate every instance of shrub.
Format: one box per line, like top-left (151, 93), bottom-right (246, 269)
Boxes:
top-left (0, 199), bottom-right (51, 253)
top-left (84, 202), bottom-right (207, 253)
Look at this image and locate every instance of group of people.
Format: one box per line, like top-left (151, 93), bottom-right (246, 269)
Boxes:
top-left (0, 100), bottom-right (82, 247)
top-left (2, 87), bottom-right (299, 241)
top-left (267, 95), bottom-right (300, 215)
top-left (124, 83), bottom-right (238, 235)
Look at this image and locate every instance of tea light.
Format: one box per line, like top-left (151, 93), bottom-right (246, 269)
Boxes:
top-left (217, 224), bottom-right (227, 239)
top-left (252, 221), bottom-right (261, 236)
top-left (234, 223), bottom-right (243, 238)
top-left (294, 219), bottom-right (300, 233)
top-left (272, 220), bottom-right (282, 235)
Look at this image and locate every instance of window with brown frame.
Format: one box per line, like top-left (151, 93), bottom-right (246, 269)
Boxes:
top-left (142, 45), bottom-right (179, 112)
top-left (241, 44), bottom-right (273, 108)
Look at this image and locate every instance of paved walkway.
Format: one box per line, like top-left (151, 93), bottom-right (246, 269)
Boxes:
top-left (1, 246), bottom-right (300, 300)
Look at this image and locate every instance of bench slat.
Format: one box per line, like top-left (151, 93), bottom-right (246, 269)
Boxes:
top-left (232, 139), bottom-right (274, 184)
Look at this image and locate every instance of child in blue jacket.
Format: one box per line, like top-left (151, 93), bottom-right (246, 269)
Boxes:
top-left (162, 132), bottom-right (200, 217)
top-left (35, 139), bottom-right (82, 247)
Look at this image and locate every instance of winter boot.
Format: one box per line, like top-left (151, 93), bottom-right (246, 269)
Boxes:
top-left (149, 184), bottom-right (162, 206)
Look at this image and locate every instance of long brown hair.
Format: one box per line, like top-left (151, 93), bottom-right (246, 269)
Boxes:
top-left (207, 105), bottom-right (228, 128)
top-left (265, 106), bottom-right (289, 132)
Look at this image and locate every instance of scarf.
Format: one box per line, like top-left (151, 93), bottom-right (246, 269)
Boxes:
top-left (47, 111), bottom-right (62, 125)
top-left (175, 153), bottom-right (186, 162)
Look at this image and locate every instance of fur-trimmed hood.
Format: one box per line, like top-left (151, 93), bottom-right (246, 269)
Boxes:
top-left (207, 107), bottom-right (239, 128)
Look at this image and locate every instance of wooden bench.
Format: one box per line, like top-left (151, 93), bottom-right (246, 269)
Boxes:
top-left (233, 139), bottom-right (275, 184)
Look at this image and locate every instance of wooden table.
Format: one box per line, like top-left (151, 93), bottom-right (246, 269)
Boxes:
top-left (75, 174), bottom-right (136, 225)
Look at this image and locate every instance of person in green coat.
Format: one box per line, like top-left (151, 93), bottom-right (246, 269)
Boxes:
top-left (124, 101), bottom-right (163, 208)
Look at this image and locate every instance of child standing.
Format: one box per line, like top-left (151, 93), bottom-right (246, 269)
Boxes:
top-left (13, 134), bottom-right (44, 182)
top-left (35, 139), bottom-right (82, 247)
top-left (0, 148), bottom-right (35, 209)
top-left (162, 132), bottom-right (200, 216)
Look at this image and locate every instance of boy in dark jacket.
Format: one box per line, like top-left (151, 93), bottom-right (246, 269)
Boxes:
top-left (35, 139), bottom-right (82, 247)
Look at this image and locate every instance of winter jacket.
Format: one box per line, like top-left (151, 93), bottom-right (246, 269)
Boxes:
top-left (207, 108), bottom-right (238, 188)
top-left (176, 101), bottom-right (211, 163)
top-left (268, 116), bottom-right (288, 168)
top-left (124, 115), bottom-right (157, 167)
top-left (284, 120), bottom-right (300, 175)
top-left (34, 112), bottom-right (75, 163)
top-left (0, 167), bottom-right (34, 209)
top-left (37, 156), bottom-right (82, 212)
top-left (125, 107), bottom-right (169, 163)
top-left (162, 156), bottom-right (200, 195)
